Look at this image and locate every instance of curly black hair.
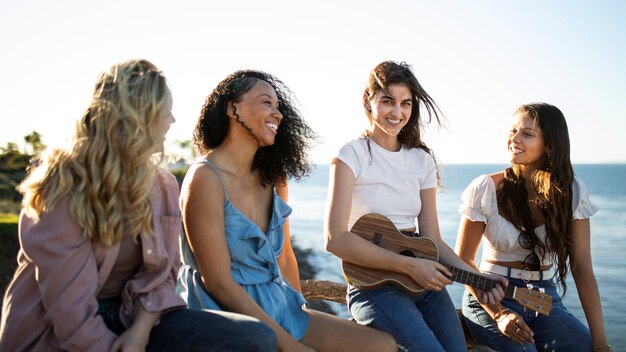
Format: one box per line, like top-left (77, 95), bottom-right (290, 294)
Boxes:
top-left (193, 70), bottom-right (317, 187)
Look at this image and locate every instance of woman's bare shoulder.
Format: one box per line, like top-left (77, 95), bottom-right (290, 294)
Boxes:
top-left (180, 162), bottom-right (225, 200)
top-left (489, 171), bottom-right (505, 189)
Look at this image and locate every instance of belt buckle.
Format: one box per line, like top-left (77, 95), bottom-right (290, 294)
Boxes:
top-left (517, 269), bottom-right (534, 282)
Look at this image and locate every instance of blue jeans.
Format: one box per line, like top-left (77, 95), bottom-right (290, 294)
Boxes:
top-left (462, 278), bottom-right (592, 351)
top-left (348, 285), bottom-right (466, 352)
top-left (97, 297), bottom-right (277, 351)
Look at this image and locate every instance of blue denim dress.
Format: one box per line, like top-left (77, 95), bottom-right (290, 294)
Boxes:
top-left (177, 160), bottom-right (310, 340)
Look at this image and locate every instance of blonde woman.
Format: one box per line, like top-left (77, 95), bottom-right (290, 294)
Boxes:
top-left (0, 59), bottom-right (276, 352)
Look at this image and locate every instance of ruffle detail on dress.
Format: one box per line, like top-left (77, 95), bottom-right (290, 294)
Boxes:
top-left (220, 192), bottom-right (293, 285)
top-left (269, 193), bottom-right (292, 232)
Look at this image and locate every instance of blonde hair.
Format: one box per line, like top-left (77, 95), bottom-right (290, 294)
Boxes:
top-left (20, 59), bottom-right (169, 246)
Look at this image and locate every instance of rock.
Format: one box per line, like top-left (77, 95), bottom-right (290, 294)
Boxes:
top-left (292, 243), bottom-right (338, 315)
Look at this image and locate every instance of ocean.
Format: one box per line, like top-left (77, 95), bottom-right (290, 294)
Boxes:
top-left (288, 164), bottom-right (626, 350)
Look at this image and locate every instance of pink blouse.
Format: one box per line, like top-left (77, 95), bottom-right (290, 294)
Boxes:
top-left (0, 168), bottom-right (186, 352)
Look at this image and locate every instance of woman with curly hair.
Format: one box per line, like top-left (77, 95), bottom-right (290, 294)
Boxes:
top-left (0, 59), bottom-right (277, 352)
top-left (177, 70), bottom-right (396, 352)
top-left (455, 103), bottom-right (611, 351)
top-left (324, 61), bottom-right (507, 352)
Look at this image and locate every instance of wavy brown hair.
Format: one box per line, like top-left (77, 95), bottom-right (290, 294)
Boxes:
top-left (497, 103), bottom-right (574, 294)
top-left (193, 70), bottom-right (317, 187)
top-left (19, 59), bottom-right (169, 246)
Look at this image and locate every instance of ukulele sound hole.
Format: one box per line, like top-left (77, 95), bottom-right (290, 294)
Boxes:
top-left (399, 250), bottom-right (416, 258)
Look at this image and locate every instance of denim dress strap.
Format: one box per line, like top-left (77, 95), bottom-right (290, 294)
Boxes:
top-left (178, 159), bottom-right (310, 340)
top-left (200, 159), bottom-right (229, 198)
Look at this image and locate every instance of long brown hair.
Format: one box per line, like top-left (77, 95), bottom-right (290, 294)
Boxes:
top-left (497, 103), bottom-right (574, 294)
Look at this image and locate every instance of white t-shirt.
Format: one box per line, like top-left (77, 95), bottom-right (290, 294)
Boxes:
top-left (336, 136), bottom-right (438, 231)
top-left (458, 174), bottom-right (598, 265)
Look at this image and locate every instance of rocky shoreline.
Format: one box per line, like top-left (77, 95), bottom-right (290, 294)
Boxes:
top-left (291, 244), bottom-right (337, 315)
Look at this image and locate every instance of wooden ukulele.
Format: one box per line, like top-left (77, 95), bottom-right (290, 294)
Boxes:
top-left (341, 213), bottom-right (553, 316)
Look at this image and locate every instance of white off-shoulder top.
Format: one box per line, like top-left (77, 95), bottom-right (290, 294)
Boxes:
top-left (459, 174), bottom-right (598, 266)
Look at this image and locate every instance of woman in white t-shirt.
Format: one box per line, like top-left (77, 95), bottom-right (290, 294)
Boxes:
top-left (455, 103), bottom-right (611, 352)
top-left (324, 60), bottom-right (507, 352)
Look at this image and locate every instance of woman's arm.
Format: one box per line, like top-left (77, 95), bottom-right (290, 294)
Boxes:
top-left (455, 216), bottom-right (506, 310)
top-left (324, 159), bottom-right (450, 291)
top-left (419, 188), bottom-right (467, 269)
top-left (110, 170), bottom-right (184, 352)
top-left (20, 198), bottom-right (118, 351)
top-left (455, 216), bottom-right (528, 343)
top-left (420, 188), bottom-right (506, 303)
top-left (125, 169), bottom-right (186, 322)
top-left (109, 304), bottom-right (161, 352)
top-left (181, 165), bottom-right (304, 351)
top-left (569, 218), bottom-right (609, 350)
top-left (276, 182), bottom-right (302, 291)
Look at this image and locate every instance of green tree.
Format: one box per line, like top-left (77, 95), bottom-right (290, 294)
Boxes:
top-left (0, 131), bottom-right (46, 203)
top-left (176, 139), bottom-right (198, 159)
top-left (0, 142), bottom-right (19, 154)
top-left (24, 131), bottom-right (46, 156)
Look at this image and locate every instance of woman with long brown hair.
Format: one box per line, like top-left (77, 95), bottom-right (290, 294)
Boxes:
top-left (324, 60), bottom-right (506, 352)
top-left (455, 103), bottom-right (611, 351)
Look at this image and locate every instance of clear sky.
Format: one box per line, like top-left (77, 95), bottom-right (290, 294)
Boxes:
top-left (1, 0), bottom-right (625, 164)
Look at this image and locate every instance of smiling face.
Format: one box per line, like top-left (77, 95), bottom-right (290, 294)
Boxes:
top-left (230, 80), bottom-right (283, 147)
top-left (366, 83), bottom-right (413, 142)
top-left (508, 112), bottom-right (548, 170)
